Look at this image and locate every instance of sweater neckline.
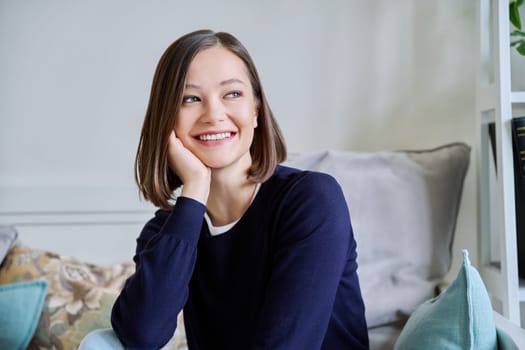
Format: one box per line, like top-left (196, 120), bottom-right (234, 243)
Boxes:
top-left (204, 183), bottom-right (261, 236)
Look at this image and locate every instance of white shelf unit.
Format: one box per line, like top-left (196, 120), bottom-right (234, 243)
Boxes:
top-left (477, 0), bottom-right (524, 326)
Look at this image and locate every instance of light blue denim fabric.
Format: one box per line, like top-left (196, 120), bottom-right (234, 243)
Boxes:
top-left (78, 328), bottom-right (126, 350)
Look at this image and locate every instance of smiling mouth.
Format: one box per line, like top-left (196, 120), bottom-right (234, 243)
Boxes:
top-left (196, 132), bottom-right (235, 141)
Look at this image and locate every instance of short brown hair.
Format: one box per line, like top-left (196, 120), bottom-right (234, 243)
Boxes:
top-left (135, 29), bottom-right (287, 209)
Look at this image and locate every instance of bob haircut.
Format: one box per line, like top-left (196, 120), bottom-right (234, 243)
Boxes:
top-left (135, 29), bottom-right (287, 210)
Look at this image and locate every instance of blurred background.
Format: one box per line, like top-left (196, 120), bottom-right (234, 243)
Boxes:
top-left (0, 0), bottom-right (476, 274)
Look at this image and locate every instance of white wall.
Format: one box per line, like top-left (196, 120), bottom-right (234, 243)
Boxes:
top-left (0, 0), bottom-right (477, 274)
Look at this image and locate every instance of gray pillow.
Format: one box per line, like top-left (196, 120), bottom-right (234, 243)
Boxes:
top-left (284, 142), bottom-right (470, 328)
top-left (0, 226), bottom-right (18, 265)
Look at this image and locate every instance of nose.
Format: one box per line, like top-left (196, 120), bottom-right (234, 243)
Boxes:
top-left (201, 97), bottom-right (226, 124)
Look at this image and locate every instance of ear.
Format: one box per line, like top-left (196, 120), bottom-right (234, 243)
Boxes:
top-left (253, 110), bottom-right (258, 128)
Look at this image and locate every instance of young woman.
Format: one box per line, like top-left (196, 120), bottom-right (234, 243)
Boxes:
top-left (80, 29), bottom-right (368, 350)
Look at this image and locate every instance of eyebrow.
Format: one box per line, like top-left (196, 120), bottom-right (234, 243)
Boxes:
top-left (185, 78), bottom-right (246, 90)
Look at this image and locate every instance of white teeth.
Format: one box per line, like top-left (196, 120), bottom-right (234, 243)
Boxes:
top-left (198, 132), bottom-right (232, 141)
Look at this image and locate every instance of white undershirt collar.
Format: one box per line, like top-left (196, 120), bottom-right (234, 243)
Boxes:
top-left (204, 183), bottom-right (261, 236)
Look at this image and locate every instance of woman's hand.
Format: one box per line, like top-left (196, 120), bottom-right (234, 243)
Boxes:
top-left (168, 130), bottom-right (211, 204)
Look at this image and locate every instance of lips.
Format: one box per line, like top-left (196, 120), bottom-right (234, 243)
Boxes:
top-left (194, 131), bottom-right (236, 141)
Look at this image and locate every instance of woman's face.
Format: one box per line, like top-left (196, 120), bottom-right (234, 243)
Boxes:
top-left (174, 46), bottom-right (258, 171)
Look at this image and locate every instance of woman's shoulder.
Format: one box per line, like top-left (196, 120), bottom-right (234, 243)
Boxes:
top-left (264, 166), bottom-right (351, 241)
top-left (263, 165), bottom-right (346, 209)
top-left (272, 165), bottom-right (342, 193)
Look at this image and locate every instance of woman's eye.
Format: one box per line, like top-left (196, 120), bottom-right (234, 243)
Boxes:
top-left (182, 96), bottom-right (200, 104)
top-left (225, 91), bottom-right (241, 98)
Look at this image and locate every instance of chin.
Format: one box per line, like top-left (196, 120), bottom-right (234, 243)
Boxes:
top-left (200, 154), bottom-right (251, 171)
top-left (202, 161), bottom-right (225, 169)
top-left (196, 155), bottom-right (229, 169)
top-left (193, 148), bottom-right (252, 171)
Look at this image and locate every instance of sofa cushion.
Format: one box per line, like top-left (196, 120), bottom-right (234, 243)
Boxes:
top-left (0, 245), bottom-right (134, 350)
top-left (0, 225), bottom-right (18, 264)
top-left (285, 142), bottom-right (470, 327)
top-left (0, 245), bottom-right (188, 350)
top-left (0, 280), bottom-right (48, 350)
top-left (393, 250), bottom-right (497, 350)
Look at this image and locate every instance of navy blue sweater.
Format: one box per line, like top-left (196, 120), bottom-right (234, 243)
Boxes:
top-left (111, 165), bottom-right (369, 349)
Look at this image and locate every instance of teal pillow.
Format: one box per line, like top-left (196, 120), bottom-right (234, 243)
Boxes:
top-left (0, 280), bottom-right (48, 350)
top-left (497, 328), bottom-right (520, 350)
top-left (394, 250), bottom-right (497, 350)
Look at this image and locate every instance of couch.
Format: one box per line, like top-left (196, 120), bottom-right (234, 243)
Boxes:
top-left (0, 142), bottom-right (523, 349)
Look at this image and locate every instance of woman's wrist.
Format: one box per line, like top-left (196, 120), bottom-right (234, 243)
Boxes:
top-left (180, 176), bottom-right (210, 205)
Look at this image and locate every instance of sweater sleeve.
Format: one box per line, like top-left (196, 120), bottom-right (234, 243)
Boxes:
top-left (111, 196), bottom-right (205, 349)
top-left (252, 172), bottom-right (368, 350)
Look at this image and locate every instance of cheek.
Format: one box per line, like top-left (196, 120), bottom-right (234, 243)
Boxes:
top-left (173, 114), bottom-right (189, 136)
top-left (173, 123), bottom-right (182, 137)
top-left (237, 104), bottom-right (257, 126)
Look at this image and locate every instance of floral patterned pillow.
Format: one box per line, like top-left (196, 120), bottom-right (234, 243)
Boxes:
top-left (0, 245), bottom-right (187, 350)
